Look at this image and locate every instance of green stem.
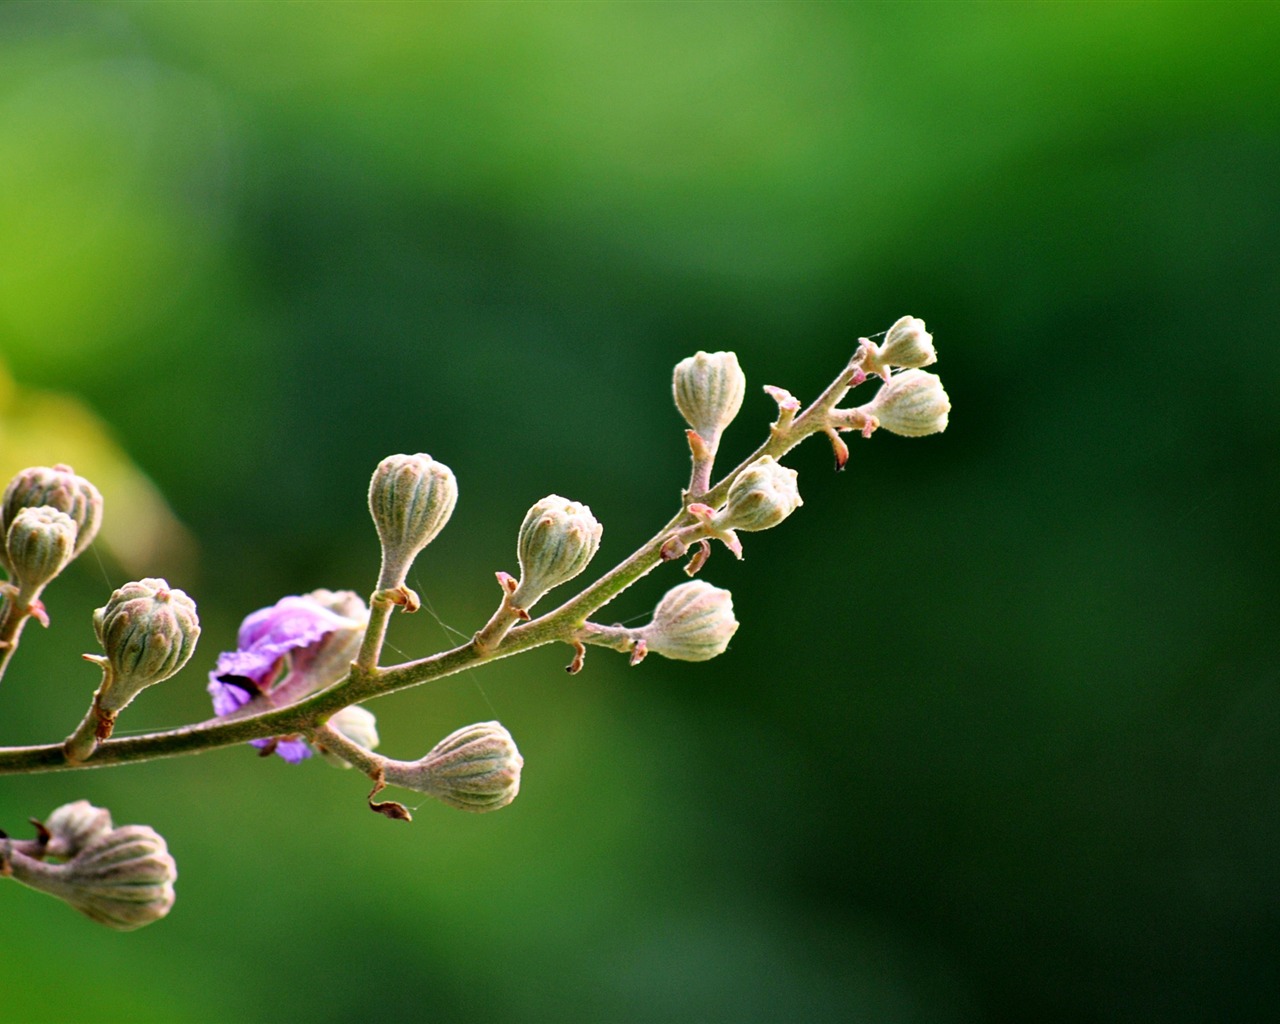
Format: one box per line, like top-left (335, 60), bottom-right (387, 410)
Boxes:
top-left (0, 346), bottom-right (873, 777)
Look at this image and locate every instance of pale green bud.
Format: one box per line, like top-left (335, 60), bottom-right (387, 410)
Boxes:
top-left (867, 369), bottom-right (950, 437)
top-left (6, 822), bottom-right (177, 931)
top-left (369, 454), bottom-right (458, 590)
top-left (5, 506), bottom-right (77, 592)
top-left (383, 721), bottom-right (524, 812)
top-left (91, 578), bottom-right (200, 713)
top-left (715, 456), bottom-right (802, 533)
top-left (0, 464), bottom-right (102, 574)
top-left (322, 705), bottom-right (380, 769)
top-left (673, 350), bottom-right (746, 443)
top-left (640, 580), bottom-right (739, 662)
top-left (41, 800), bottom-right (114, 860)
top-left (873, 316), bottom-right (936, 372)
top-left (511, 495), bottom-right (602, 609)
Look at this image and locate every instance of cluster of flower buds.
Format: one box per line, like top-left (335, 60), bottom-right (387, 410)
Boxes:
top-left (0, 465), bottom-right (103, 617)
top-left (368, 453), bottom-right (458, 607)
top-left (380, 722), bottom-right (524, 813)
top-left (2, 800), bottom-right (176, 931)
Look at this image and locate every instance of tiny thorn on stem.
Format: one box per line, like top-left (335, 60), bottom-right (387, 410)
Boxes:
top-left (30, 600), bottom-right (50, 628)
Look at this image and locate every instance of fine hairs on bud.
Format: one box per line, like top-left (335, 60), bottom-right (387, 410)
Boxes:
top-left (511, 495), bottom-right (603, 610)
top-left (91, 578), bottom-right (201, 714)
top-left (866, 315), bottom-right (937, 377)
top-left (673, 351), bottom-right (746, 445)
top-left (4, 506), bottom-right (78, 593)
top-left (714, 456), bottom-right (803, 534)
top-left (866, 369), bottom-right (950, 437)
top-left (0, 464), bottom-right (103, 574)
top-left (369, 454), bottom-right (458, 590)
top-left (382, 721), bottom-right (524, 812)
top-left (5, 818), bottom-right (177, 931)
top-left (640, 580), bottom-right (739, 662)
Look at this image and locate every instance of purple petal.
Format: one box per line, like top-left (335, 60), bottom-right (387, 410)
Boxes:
top-left (213, 649), bottom-right (282, 688)
top-left (235, 596), bottom-right (359, 661)
top-left (250, 737), bottom-right (313, 763)
top-left (208, 678), bottom-right (253, 717)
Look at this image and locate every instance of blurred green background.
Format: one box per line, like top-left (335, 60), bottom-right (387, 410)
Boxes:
top-left (2, 3), bottom-right (1277, 1022)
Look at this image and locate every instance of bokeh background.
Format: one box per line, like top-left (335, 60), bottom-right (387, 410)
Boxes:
top-left (2, 3), bottom-right (1277, 1022)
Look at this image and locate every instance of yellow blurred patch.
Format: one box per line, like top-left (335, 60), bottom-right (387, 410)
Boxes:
top-left (0, 359), bottom-right (196, 582)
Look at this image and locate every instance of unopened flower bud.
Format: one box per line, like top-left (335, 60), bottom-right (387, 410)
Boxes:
top-left (5, 506), bottom-right (77, 593)
top-left (41, 800), bottom-right (114, 859)
top-left (383, 721), bottom-right (524, 812)
top-left (6, 822), bottom-right (177, 931)
top-left (867, 369), bottom-right (950, 437)
top-left (673, 350), bottom-right (746, 446)
top-left (0, 464), bottom-right (102, 574)
top-left (511, 495), bottom-right (602, 609)
top-left (640, 580), bottom-right (739, 662)
top-left (321, 705), bottom-right (380, 768)
top-left (369, 454), bottom-right (458, 590)
top-left (874, 316), bottom-right (936, 372)
top-left (91, 578), bottom-right (200, 713)
top-left (715, 456), bottom-right (802, 533)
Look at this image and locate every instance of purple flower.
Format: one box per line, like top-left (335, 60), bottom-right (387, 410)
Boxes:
top-left (208, 590), bottom-right (367, 763)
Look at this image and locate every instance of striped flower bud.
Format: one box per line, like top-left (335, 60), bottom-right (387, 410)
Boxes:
top-left (369, 454), bottom-right (458, 590)
top-left (715, 456), bottom-right (802, 534)
top-left (382, 721), bottom-right (524, 812)
top-left (866, 369), bottom-right (950, 437)
top-left (511, 495), bottom-right (602, 610)
top-left (5, 821), bottom-right (177, 931)
top-left (4, 506), bottom-right (77, 593)
top-left (673, 351), bottom-right (746, 445)
top-left (864, 315), bottom-right (937, 379)
top-left (0, 464), bottom-right (102, 574)
top-left (639, 580), bottom-right (738, 662)
top-left (91, 578), bottom-right (200, 714)
top-left (879, 316), bottom-right (937, 370)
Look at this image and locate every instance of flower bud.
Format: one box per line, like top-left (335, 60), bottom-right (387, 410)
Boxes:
top-left (715, 456), bottom-right (802, 533)
top-left (0, 464), bottom-right (102, 573)
top-left (369, 454), bottom-right (458, 590)
top-left (640, 580), bottom-right (739, 662)
top-left (321, 705), bottom-right (380, 769)
top-left (6, 822), bottom-right (177, 931)
top-left (673, 351), bottom-right (746, 444)
top-left (92, 578), bottom-right (200, 713)
top-left (383, 721), bottom-right (523, 812)
top-left (41, 800), bottom-right (114, 860)
top-left (511, 495), bottom-right (602, 609)
top-left (874, 316), bottom-right (936, 372)
top-left (867, 369), bottom-right (950, 437)
top-left (4, 506), bottom-right (77, 593)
